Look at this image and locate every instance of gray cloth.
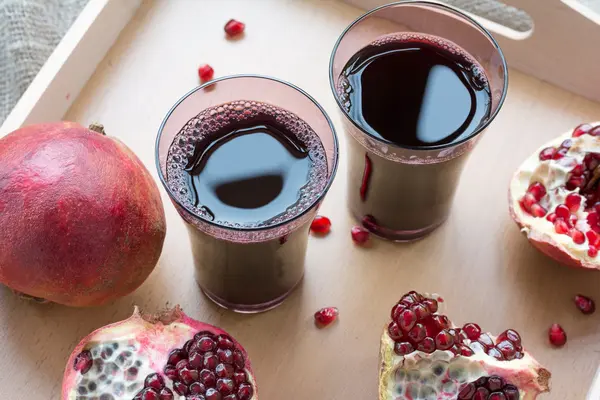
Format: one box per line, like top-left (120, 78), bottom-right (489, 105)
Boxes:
top-left (0, 0), bottom-right (88, 124)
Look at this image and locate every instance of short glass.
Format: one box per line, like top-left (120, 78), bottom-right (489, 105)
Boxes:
top-left (156, 75), bottom-right (339, 313)
top-left (329, 1), bottom-right (507, 241)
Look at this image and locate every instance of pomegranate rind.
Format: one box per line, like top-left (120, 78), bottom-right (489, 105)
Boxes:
top-left (378, 329), bottom-right (549, 400)
top-left (0, 122), bottom-right (167, 305)
top-left (62, 307), bottom-right (258, 400)
top-left (509, 123), bottom-right (600, 270)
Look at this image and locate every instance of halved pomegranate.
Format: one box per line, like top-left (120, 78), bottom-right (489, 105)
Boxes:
top-left (379, 291), bottom-right (550, 400)
top-left (62, 307), bottom-right (257, 400)
top-left (509, 123), bottom-right (600, 269)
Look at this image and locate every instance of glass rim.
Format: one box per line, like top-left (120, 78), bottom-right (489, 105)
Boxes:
top-left (328, 0), bottom-right (509, 151)
top-left (155, 74), bottom-right (340, 232)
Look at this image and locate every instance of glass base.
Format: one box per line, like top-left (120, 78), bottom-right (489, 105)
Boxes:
top-left (199, 277), bottom-right (303, 313)
top-left (360, 215), bottom-right (447, 242)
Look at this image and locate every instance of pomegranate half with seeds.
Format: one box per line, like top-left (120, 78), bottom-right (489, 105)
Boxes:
top-left (62, 307), bottom-right (257, 400)
top-left (509, 122), bottom-right (600, 269)
top-left (379, 291), bottom-right (550, 400)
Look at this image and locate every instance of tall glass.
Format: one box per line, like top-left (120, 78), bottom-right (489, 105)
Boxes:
top-left (156, 75), bottom-right (339, 313)
top-left (329, 1), bottom-right (507, 241)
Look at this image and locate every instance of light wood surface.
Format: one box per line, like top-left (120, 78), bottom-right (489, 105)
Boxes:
top-left (1, 0), bottom-right (600, 398)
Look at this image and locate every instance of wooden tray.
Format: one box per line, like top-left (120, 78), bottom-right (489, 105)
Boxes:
top-left (1, 1), bottom-right (600, 399)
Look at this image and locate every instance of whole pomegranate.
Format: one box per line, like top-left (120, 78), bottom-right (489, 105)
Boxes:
top-left (509, 122), bottom-right (600, 269)
top-left (379, 291), bottom-right (550, 399)
top-left (0, 122), bottom-right (166, 306)
top-left (62, 307), bottom-right (257, 400)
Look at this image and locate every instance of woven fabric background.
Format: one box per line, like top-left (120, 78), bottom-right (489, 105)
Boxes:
top-left (0, 0), bottom-right (599, 125)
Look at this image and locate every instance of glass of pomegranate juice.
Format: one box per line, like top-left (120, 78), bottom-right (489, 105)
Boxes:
top-left (156, 75), bottom-right (339, 313)
top-left (330, 1), bottom-right (508, 241)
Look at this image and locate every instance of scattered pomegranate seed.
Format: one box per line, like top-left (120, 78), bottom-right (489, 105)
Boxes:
top-left (224, 19), bottom-right (245, 36)
top-left (565, 193), bottom-right (581, 212)
top-left (314, 307), bottom-right (339, 327)
top-left (574, 294), bottom-right (595, 314)
top-left (539, 147), bottom-right (556, 160)
top-left (571, 229), bottom-right (585, 244)
top-left (351, 226), bottom-right (370, 244)
top-left (310, 215), bottom-right (331, 234)
top-left (546, 212), bottom-right (557, 223)
top-left (573, 123), bottom-right (592, 137)
top-left (548, 323), bottom-right (567, 347)
top-left (530, 204), bottom-right (547, 217)
top-left (554, 219), bottom-right (569, 234)
top-left (527, 182), bottom-right (546, 200)
top-left (198, 64), bottom-right (214, 82)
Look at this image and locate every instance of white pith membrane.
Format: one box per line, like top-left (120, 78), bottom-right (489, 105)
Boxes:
top-left (62, 307), bottom-right (257, 400)
top-left (509, 122), bottom-right (600, 269)
top-left (378, 293), bottom-right (550, 400)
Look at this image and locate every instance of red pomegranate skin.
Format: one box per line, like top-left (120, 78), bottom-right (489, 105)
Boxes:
top-left (0, 122), bottom-right (167, 306)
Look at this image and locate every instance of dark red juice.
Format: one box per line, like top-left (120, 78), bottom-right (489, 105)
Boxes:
top-left (338, 34), bottom-right (492, 239)
top-left (166, 101), bottom-right (327, 310)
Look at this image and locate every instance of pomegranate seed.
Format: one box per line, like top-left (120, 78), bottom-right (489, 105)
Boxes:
top-left (546, 212), bottom-right (557, 223)
top-left (487, 347), bottom-right (505, 360)
top-left (572, 163), bottom-right (585, 176)
top-left (591, 126), bottom-right (600, 136)
top-left (574, 294), bottom-right (595, 314)
top-left (530, 203), bottom-right (547, 217)
top-left (460, 345), bottom-right (474, 356)
top-left (569, 214), bottom-right (578, 227)
top-left (310, 215), bottom-right (331, 234)
top-left (504, 386), bottom-right (519, 400)
top-left (237, 383), bottom-right (254, 400)
top-left (539, 147), bottom-right (556, 160)
top-left (462, 323), bottom-right (481, 340)
top-left (351, 225), bottom-right (370, 244)
top-left (391, 303), bottom-right (405, 321)
top-left (200, 369), bottom-right (217, 387)
top-left (473, 387), bottom-right (490, 400)
top-left (585, 231), bottom-right (600, 246)
top-left (215, 363), bottom-right (234, 378)
top-left (190, 382), bottom-right (206, 394)
top-left (360, 154), bottom-right (372, 201)
top-left (417, 337), bottom-right (436, 353)
top-left (497, 329), bottom-right (521, 346)
top-left (141, 388), bottom-right (159, 400)
top-left (144, 373), bottom-right (165, 390)
top-left (412, 304), bottom-right (430, 320)
top-left (408, 323), bottom-right (427, 343)
top-left (217, 378), bottom-right (235, 395)
top-left (555, 204), bottom-right (570, 220)
top-left (394, 341), bottom-right (414, 356)
top-left (566, 193), bottom-right (582, 212)
top-left (561, 139), bottom-right (573, 149)
top-left (173, 381), bottom-right (189, 395)
top-left (73, 350), bottom-right (93, 374)
top-left (594, 203), bottom-right (600, 214)
top-left (553, 147), bottom-right (568, 159)
top-left (224, 19), bottom-right (245, 36)
top-left (159, 388), bottom-right (174, 400)
top-left (554, 219), bottom-right (569, 234)
top-left (478, 333), bottom-right (494, 350)
top-left (573, 123), bottom-right (592, 137)
top-left (588, 211), bottom-right (599, 226)
top-left (527, 182), bottom-right (546, 200)
top-left (198, 64), bottom-right (215, 82)
top-left (217, 348), bottom-right (234, 364)
top-left (496, 340), bottom-right (516, 360)
top-left (589, 246), bottom-right (598, 257)
top-left (488, 393), bottom-right (506, 400)
top-left (521, 193), bottom-right (537, 212)
top-left (234, 370), bottom-right (247, 386)
top-left (205, 388), bottom-right (221, 400)
top-left (431, 314), bottom-right (451, 330)
top-left (233, 350), bottom-right (245, 369)
top-left (435, 330), bottom-right (455, 350)
top-left (567, 176), bottom-right (585, 190)
top-left (571, 229), bottom-right (585, 244)
top-left (314, 306), bottom-right (339, 327)
top-left (217, 335), bottom-right (234, 350)
top-left (548, 323), bottom-right (567, 347)
top-left (423, 298), bottom-right (438, 313)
